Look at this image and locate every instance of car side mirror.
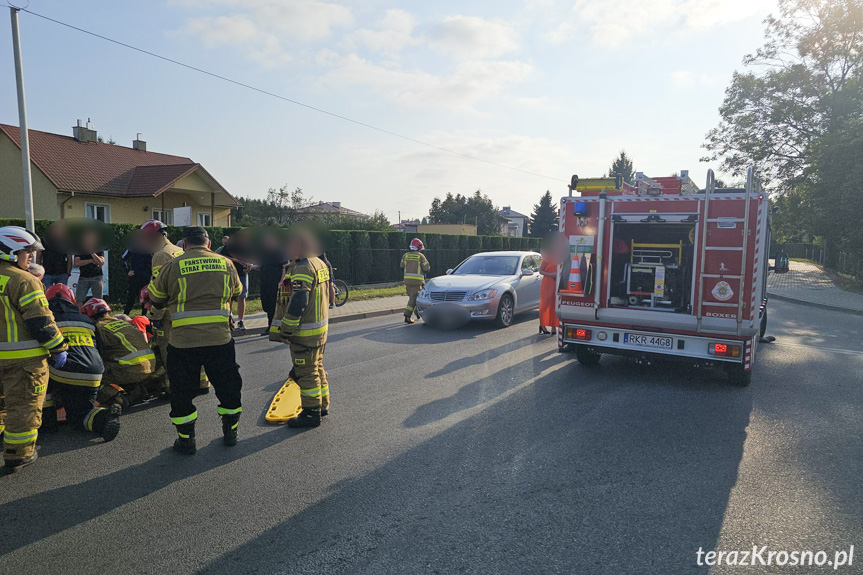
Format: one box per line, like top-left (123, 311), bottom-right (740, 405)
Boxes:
top-left (446, 269), bottom-right (453, 275)
top-left (521, 269), bottom-right (534, 277)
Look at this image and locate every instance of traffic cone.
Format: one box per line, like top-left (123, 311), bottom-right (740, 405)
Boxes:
top-left (566, 254), bottom-right (583, 293)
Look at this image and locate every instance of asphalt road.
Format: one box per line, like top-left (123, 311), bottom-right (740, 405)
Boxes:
top-left (1, 300), bottom-right (862, 575)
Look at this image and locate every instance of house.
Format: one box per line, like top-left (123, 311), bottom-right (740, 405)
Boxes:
top-left (498, 206), bottom-right (529, 237)
top-left (295, 201), bottom-right (370, 219)
top-left (0, 121), bottom-right (240, 227)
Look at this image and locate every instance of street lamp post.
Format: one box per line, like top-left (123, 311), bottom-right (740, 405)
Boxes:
top-left (9, 7), bottom-right (36, 233)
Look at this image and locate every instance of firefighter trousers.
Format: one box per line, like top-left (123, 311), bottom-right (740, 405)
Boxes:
top-left (405, 284), bottom-right (422, 318)
top-left (289, 343), bottom-right (329, 410)
top-left (0, 357), bottom-right (48, 462)
top-left (154, 326), bottom-right (210, 391)
top-left (43, 382), bottom-right (110, 434)
top-left (166, 342), bottom-right (242, 435)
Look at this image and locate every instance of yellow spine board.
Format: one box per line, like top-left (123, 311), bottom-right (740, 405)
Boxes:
top-left (265, 378), bottom-right (303, 423)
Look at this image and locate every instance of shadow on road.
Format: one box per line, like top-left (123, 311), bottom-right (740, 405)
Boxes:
top-left (194, 353), bottom-right (753, 575)
top-left (0, 427), bottom-right (294, 556)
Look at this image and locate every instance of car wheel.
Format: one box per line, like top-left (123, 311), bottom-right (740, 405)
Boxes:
top-left (575, 344), bottom-right (601, 366)
top-left (495, 294), bottom-right (514, 328)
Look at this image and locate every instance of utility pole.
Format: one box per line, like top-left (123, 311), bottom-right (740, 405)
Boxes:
top-left (10, 7), bottom-right (35, 232)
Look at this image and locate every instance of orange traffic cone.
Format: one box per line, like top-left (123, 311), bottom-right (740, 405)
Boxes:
top-left (566, 254), bottom-right (583, 293)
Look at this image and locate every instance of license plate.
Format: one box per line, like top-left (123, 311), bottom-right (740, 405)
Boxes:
top-left (624, 333), bottom-right (673, 349)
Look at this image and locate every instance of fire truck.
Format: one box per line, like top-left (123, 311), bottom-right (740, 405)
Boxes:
top-left (556, 168), bottom-right (771, 386)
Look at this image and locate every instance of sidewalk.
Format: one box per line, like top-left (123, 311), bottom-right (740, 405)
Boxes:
top-left (767, 260), bottom-right (863, 314)
top-left (239, 294), bottom-right (409, 334)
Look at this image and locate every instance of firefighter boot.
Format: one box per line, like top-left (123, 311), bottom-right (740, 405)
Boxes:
top-left (101, 404), bottom-right (122, 442)
top-left (287, 408), bottom-right (321, 428)
top-left (1, 451), bottom-right (38, 476)
top-left (405, 316), bottom-right (415, 324)
top-left (221, 414), bottom-right (240, 447)
top-left (173, 422), bottom-right (197, 455)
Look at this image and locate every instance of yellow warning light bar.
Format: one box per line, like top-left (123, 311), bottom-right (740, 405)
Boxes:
top-left (575, 177), bottom-right (622, 192)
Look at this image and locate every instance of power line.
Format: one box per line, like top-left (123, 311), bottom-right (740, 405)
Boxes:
top-left (19, 8), bottom-right (566, 184)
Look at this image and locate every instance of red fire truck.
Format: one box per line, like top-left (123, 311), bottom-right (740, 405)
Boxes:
top-left (556, 168), bottom-right (771, 385)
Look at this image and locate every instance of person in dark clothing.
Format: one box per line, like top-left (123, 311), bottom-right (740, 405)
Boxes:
top-left (122, 247), bottom-right (153, 315)
top-left (259, 235), bottom-right (290, 333)
top-left (74, 231), bottom-right (105, 305)
top-left (39, 248), bottom-right (71, 288)
top-left (41, 284), bottom-right (120, 441)
top-left (219, 238), bottom-right (252, 331)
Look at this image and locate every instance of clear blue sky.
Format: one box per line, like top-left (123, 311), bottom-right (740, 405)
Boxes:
top-left (0, 0), bottom-right (775, 222)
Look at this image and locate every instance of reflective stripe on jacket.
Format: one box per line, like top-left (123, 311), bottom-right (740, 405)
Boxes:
top-left (47, 298), bottom-right (105, 387)
top-left (400, 251), bottom-right (430, 286)
top-left (0, 261), bottom-right (66, 361)
top-left (148, 246), bottom-right (242, 349)
top-left (96, 316), bottom-right (155, 377)
top-left (280, 257), bottom-right (330, 347)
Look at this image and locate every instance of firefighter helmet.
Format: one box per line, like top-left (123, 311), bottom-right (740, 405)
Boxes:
top-left (0, 226), bottom-right (44, 262)
top-left (45, 283), bottom-right (76, 304)
top-left (82, 298), bottom-right (111, 318)
top-left (140, 219), bottom-right (168, 233)
top-left (410, 238), bottom-right (424, 251)
top-left (139, 285), bottom-right (150, 304)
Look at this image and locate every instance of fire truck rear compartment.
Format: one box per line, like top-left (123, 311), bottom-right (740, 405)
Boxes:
top-left (609, 222), bottom-right (695, 313)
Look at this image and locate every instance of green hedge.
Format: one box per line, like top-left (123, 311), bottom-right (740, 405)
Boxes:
top-left (0, 220), bottom-right (542, 295)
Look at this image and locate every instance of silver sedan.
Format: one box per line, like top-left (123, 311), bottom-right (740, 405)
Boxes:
top-left (416, 251), bottom-right (543, 328)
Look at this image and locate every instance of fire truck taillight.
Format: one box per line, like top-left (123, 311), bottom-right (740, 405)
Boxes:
top-left (709, 343), bottom-right (740, 357)
top-left (566, 328), bottom-right (592, 340)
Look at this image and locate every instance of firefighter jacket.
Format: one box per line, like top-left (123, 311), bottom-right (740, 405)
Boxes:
top-left (95, 315), bottom-right (156, 378)
top-left (148, 238), bottom-right (184, 323)
top-left (47, 298), bottom-right (105, 387)
top-left (147, 246), bottom-right (242, 349)
top-left (400, 251), bottom-right (430, 286)
top-left (280, 257), bottom-right (330, 348)
top-left (0, 260), bottom-right (66, 361)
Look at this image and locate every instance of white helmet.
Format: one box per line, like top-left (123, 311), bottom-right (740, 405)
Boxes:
top-left (0, 226), bottom-right (44, 262)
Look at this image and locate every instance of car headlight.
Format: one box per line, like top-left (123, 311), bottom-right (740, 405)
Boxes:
top-left (467, 289), bottom-right (497, 301)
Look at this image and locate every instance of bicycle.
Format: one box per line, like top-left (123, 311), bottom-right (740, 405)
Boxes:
top-left (331, 267), bottom-right (349, 307)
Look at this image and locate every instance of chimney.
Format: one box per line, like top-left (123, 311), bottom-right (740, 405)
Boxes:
top-left (72, 118), bottom-right (98, 143)
top-left (332, 202), bottom-right (341, 208)
top-left (132, 133), bottom-right (147, 152)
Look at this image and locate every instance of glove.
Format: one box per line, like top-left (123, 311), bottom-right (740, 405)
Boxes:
top-left (151, 319), bottom-right (163, 330)
top-left (51, 351), bottom-right (68, 369)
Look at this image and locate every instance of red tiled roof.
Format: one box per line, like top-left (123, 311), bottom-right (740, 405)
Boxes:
top-left (0, 124), bottom-right (238, 205)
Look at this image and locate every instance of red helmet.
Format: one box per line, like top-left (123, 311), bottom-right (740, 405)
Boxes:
top-left (140, 219), bottom-right (167, 233)
top-left (139, 285), bottom-right (150, 304)
top-left (82, 298), bottom-right (111, 318)
top-left (410, 238), bottom-right (424, 251)
top-left (45, 283), bottom-right (76, 304)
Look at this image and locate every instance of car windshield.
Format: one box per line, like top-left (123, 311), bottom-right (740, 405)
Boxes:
top-left (453, 255), bottom-right (520, 276)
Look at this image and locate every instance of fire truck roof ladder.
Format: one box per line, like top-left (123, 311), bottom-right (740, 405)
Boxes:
top-left (696, 168), bottom-right (755, 335)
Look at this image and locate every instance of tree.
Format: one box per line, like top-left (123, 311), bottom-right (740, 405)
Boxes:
top-left (703, 0), bottom-right (863, 189)
top-left (606, 150), bottom-right (635, 184)
top-left (528, 191), bottom-right (559, 237)
top-left (428, 190), bottom-right (501, 235)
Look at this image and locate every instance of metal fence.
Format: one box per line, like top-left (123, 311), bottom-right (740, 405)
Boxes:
top-left (770, 243), bottom-right (825, 264)
top-left (836, 251), bottom-right (862, 281)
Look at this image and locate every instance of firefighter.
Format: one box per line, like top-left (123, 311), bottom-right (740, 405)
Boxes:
top-left (82, 299), bottom-right (157, 410)
top-left (0, 226), bottom-right (67, 475)
top-left (280, 230), bottom-right (330, 428)
top-left (42, 285), bottom-right (121, 441)
top-left (142, 219), bottom-right (210, 396)
top-left (148, 227), bottom-right (243, 455)
top-left (400, 238), bottom-right (430, 324)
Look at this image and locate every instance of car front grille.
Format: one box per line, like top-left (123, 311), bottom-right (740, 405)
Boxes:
top-left (430, 291), bottom-right (467, 302)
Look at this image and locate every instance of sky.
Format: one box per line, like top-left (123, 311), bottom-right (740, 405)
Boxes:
top-left (0, 0), bottom-right (776, 222)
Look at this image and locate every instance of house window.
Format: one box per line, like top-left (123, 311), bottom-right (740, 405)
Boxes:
top-left (152, 209), bottom-right (173, 226)
top-left (198, 212), bottom-right (212, 227)
top-left (85, 203), bottom-right (111, 223)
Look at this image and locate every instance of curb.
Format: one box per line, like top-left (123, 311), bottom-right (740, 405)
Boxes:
top-left (768, 291), bottom-right (863, 317)
top-left (330, 307), bottom-right (405, 324)
top-left (243, 306), bottom-right (406, 335)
